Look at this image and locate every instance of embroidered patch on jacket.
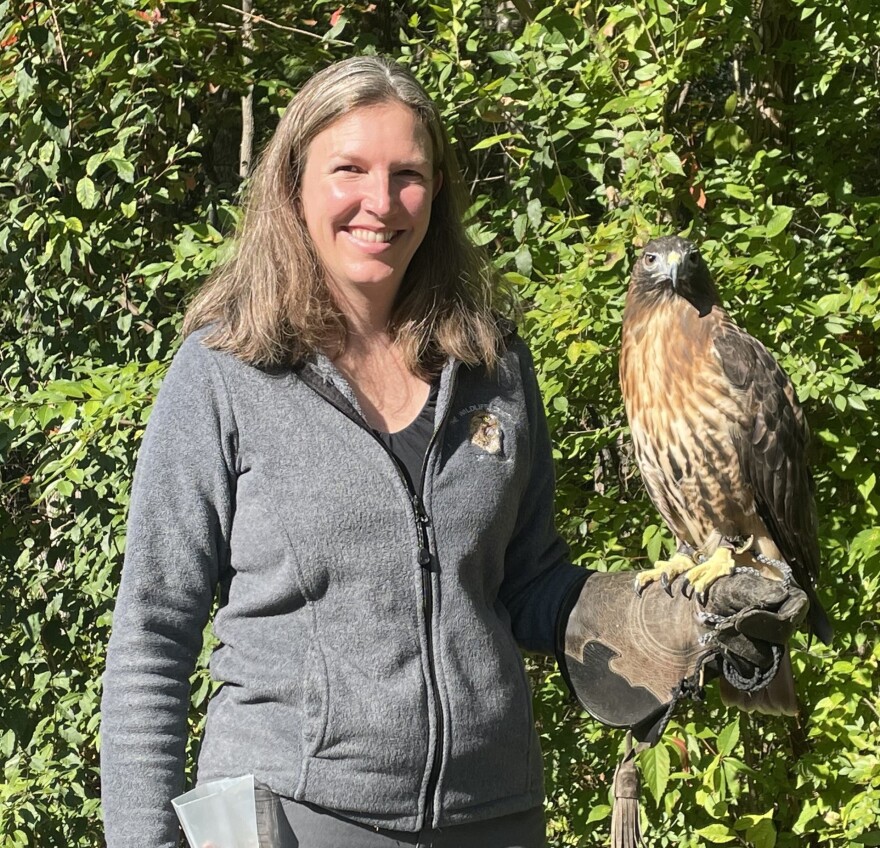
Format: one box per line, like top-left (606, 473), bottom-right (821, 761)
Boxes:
top-left (469, 410), bottom-right (503, 455)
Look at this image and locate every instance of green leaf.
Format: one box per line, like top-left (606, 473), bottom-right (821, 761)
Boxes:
top-left (642, 524), bottom-right (664, 563)
top-left (765, 206), bottom-right (794, 238)
top-left (640, 742), bottom-right (670, 806)
top-left (657, 151), bottom-right (685, 176)
top-left (76, 176), bottom-right (100, 210)
top-left (851, 527), bottom-right (880, 560)
top-left (716, 719), bottom-right (740, 756)
top-left (696, 824), bottom-right (738, 844)
top-left (724, 92), bottom-right (738, 117)
top-left (857, 472), bottom-right (876, 502)
top-left (515, 244), bottom-right (533, 277)
top-left (39, 140), bottom-right (56, 164)
top-left (487, 50), bottom-right (520, 66)
top-left (324, 14), bottom-right (348, 41)
top-left (746, 818), bottom-right (777, 848)
top-left (725, 183), bottom-right (754, 200)
top-left (634, 63), bottom-right (660, 82)
top-left (466, 225), bottom-right (497, 247)
top-left (86, 151), bottom-right (107, 175)
top-left (16, 64), bottom-right (35, 102)
top-left (527, 198), bottom-right (543, 231)
top-left (586, 803), bottom-right (611, 823)
top-left (110, 158), bottom-right (136, 183)
top-left (471, 132), bottom-right (517, 151)
top-left (135, 261), bottom-right (174, 277)
top-left (94, 44), bottom-right (124, 74)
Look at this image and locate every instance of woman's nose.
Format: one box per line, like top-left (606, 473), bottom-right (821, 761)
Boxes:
top-left (362, 172), bottom-right (395, 216)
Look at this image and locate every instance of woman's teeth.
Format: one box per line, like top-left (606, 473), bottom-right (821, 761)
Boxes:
top-left (349, 228), bottom-right (396, 243)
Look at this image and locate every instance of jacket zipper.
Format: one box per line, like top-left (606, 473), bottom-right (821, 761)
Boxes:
top-left (406, 361), bottom-right (459, 829)
top-left (297, 362), bottom-right (460, 829)
top-left (411, 490), bottom-right (439, 827)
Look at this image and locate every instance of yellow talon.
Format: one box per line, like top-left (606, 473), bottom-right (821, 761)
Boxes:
top-left (636, 552), bottom-right (695, 590)
top-left (684, 547), bottom-right (737, 595)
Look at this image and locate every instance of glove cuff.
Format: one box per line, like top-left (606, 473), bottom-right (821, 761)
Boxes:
top-left (554, 571), bottom-right (591, 699)
top-left (561, 571), bottom-right (718, 743)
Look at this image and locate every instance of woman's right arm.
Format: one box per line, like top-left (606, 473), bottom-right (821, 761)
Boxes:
top-left (101, 336), bottom-right (238, 848)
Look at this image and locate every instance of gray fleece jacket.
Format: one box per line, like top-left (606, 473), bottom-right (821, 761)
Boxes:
top-left (100, 328), bottom-right (585, 847)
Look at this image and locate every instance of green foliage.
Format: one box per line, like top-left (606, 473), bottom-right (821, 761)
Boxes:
top-left (2, 1), bottom-right (879, 846)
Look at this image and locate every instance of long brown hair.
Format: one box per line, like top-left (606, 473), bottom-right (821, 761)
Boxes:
top-left (183, 56), bottom-right (512, 377)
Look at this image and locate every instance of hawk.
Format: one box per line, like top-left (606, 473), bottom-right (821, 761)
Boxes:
top-left (619, 235), bottom-right (832, 714)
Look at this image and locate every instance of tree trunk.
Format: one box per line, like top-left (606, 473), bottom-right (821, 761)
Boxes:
top-left (749, 0), bottom-right (799, 149)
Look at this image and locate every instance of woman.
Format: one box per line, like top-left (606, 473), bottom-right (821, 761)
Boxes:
top-left (100, 57), bottom-right (586, 847)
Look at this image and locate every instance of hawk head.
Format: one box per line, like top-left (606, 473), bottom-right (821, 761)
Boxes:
top-left (629, 236), bottom-right (719, 316)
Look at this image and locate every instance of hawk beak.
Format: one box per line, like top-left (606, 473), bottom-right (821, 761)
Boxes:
top-left (666, 250), bottom-right (681, 290)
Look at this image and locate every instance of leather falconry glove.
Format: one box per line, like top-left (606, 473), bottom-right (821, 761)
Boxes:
top-left (559, 569), bottom-right (810, 744)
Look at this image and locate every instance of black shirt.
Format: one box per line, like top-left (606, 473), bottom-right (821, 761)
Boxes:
top-left (374, 382), bottom-right (439, 492)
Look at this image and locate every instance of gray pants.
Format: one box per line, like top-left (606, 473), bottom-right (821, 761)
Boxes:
top-left (254, 787), bottom-right (546, 848)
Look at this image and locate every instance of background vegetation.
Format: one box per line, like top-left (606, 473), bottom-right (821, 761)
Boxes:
top-left (1, 0), bottom-right (878, 845)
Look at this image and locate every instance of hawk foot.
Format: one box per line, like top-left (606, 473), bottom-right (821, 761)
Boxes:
top-left (634, 553), bottom-right (694, 596)
top-left (682, 547), bottom-right (737, 603)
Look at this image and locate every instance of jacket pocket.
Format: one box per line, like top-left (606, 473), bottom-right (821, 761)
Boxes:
top-left (300, 637), bottom-right (330, 755)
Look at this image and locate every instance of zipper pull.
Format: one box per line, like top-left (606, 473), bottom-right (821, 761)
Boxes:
top-left (413, 494), bottom-right (432, 570)
top-left (412, 494), bottom-right (431, 525)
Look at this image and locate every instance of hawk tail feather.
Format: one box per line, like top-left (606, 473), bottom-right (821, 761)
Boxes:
top-left (808, 595), bottom-right (834, 646)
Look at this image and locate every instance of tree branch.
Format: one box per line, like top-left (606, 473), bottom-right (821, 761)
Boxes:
top-left (239, 0), bottom-right (254, 179)
top-left (220, 3), bottom-right (355, 46)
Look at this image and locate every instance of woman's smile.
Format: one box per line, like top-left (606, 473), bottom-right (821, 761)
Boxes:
top-left (344, 227), bottom-right (400, 245)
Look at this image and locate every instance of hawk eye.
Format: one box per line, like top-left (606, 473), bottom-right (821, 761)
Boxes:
top-left (686, 251), bottom-right (699, 263)
top-left (644, 253), bottom-right (657, 266)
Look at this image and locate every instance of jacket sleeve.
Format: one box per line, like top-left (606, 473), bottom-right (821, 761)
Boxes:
top-left (498, 340), bottom-right (587, 654)
top-left (100, 335), bottom-right (238, 848)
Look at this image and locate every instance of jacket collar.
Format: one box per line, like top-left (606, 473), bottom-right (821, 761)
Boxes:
top-left (296, 354), bottom-right (461, 430)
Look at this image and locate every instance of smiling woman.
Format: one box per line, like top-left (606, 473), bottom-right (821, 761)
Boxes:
top-left (100, 57), bottom-right (587, 848)
top-left (179, 57), bottom-right (503, 382)
top-left (297, 98), bottom-right (445, 430)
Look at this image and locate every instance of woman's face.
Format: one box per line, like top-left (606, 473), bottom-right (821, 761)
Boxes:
top-left (299, 100), bottom-right (441, 308)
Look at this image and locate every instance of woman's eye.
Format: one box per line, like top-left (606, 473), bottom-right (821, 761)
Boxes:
top-left (334, 165), bottom-right (361, 174)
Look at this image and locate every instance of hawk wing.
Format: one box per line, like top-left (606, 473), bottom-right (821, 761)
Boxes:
top-left (713, 317), bottom-right (832, 642)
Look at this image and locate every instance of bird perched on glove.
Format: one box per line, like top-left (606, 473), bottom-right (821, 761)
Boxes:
top-left (618, 235), bottom-right (832, 714)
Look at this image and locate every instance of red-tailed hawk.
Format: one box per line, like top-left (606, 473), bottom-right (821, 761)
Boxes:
top-left (619, 236), bottom-right (832, 713)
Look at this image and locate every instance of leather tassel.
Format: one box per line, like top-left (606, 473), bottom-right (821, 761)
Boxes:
top-left (611, 731), bottom-right (642, 848)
